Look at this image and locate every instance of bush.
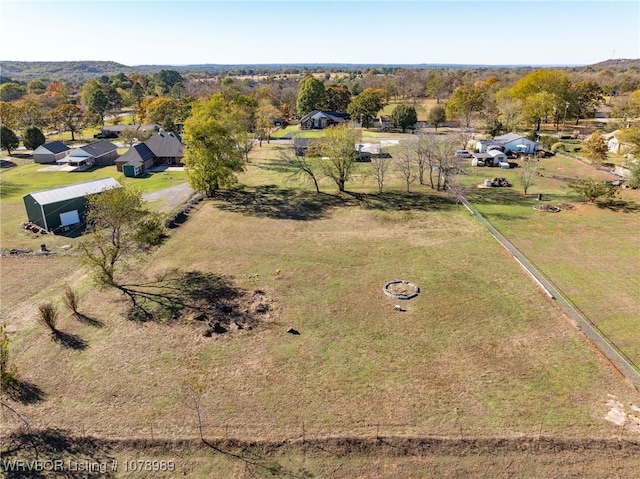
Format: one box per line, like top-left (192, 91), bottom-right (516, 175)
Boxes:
top-left (62, 285), bottom-right (80, 315)
top-left (38, 302), bottom-right (59, 333)
top-left (538, 135), bottom-right (556, 150)
top-left (551, 142), bottom-right (566, 152)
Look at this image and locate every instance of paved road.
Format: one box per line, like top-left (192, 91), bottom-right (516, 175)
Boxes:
top-left (142, 182), bottom-right (195, 211)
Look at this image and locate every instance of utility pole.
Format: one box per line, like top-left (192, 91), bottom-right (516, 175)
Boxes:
top-left (562, 101), bottom-right (569, 132)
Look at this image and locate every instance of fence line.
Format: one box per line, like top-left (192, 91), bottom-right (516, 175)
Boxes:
top-left (461, 197), bottom-right (640, 391)
top-left (2, 417), bottom-right (635, 445)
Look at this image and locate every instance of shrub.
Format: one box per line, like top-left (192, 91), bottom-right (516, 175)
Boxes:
top-left (0, 323), bottom-right (18, 394)
top-left (538, 135), bottom-right (556, 150)
top-left (37, 302), bottom-right (59, 333)
top-left (551, 142), bottom-right (566, 152)
top-left (62, 285), bottom-right (80, 315)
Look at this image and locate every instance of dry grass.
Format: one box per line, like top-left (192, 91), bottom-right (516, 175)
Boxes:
top-left (2, 142), bottom-right (639, 476)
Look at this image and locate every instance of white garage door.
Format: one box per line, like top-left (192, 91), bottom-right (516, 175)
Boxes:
top-left (59, 210), bottom-right (80, 227)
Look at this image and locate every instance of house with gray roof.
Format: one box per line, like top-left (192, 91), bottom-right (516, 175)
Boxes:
top-left (476, 133), bottom-right (539, 155)
top-left (300, 111), bottom-right (351, 130)
top-left (33, 141), bottom-right (71, 164)
top-left (57, 140), bottom-right (119, 169)
top-left (23, 177), bottom-right (121, 232)
top-left (116, 131), bottom-right (183, 177)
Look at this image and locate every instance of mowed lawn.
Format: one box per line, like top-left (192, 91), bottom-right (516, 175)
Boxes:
top-left (5, 149), bottom-right (638, 444)
top-left (0, 162), bottom-right (186, 248)
top-left (462, 154), bottom-right (640, 366)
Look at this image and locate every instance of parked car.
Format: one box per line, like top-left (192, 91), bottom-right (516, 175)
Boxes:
top-left (455, 150), bottom-right (472, 158)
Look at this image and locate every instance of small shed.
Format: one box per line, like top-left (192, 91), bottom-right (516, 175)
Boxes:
top-left (33, 141), bottom-right (70, 164)
top-left (23, 177), bottom-right (121, 232)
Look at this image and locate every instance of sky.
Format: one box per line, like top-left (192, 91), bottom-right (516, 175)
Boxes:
top-left (1, 0), bottom-right (639, 66)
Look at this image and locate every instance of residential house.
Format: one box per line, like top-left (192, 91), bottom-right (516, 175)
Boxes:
top-left (476, 133), bottom-right (539, 154)
top-left (299, 111), bottom-right (351, 130)
top-left (57, 140), bottom-right (119, 169)
top-left (115, 131), bottom-right (183, 177)
top-left (604, 130), bottom-right (632, 156)
top-left (23, 177), bottom-right (121, 232)
top-left (32, 141), bottom-right (70, 164)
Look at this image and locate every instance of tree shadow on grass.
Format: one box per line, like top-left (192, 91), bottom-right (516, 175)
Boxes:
top-left (1, 428), bottom-right (116, 479)
top-left (119, 270), bottom-right (271, 334)
top-left (348, 190), bottom-right (458, 211)
top-left (74, 313), bottom-right (104, 328)
top-left (53, 330), bottom-right (88, 351)
top-left (6, 379), bottom-right (46, 404)
top-left (597, 199), bottom-right (640, 213)
top-left (211, 185), bottom-right (353, 221)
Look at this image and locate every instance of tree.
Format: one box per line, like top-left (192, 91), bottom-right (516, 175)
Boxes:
top-left (325, 84), bottom-right (351, 112)
top-left (370, 151), bottom-right (392, 193)
top-left (183, 95), bottom-right (247, 196)
top-left (27, 79), bottom-right (47, 95)
top-left (296, 76), bottom-right (326, 116)
top-left (22, 126), bottom-right (45, 150)
top-left (395, 142), bottom-right (417, 192)
top-left (446, 85), bottom-right (485, 128)
top-left (617, 126), bottom-right (640, 157)
top-left (255, 101), bottom-right (281, 146)
top-left (582, 131), bottom-right (608, 165)
top-left (80, 184), bottom-right (163, 288)
top-left (485, 117), bottom-right (504, 137)
top-left (144, 96), bottom-right (185, 129)
top-left (570, 80), bottom-right (604, 125)
top-left (390, 104), bottom-right (417, 133)
top-left (119, 128), bottom-right (152, 148)
top-left (50, 104), bottom-right (90, 141)
top-left (624, 160), bottom-right (640, 189)
top-left (0, 126), bottom-right (19, 155)
top-left (84, 86), bottom-right (110, 125)
top-left (0, 323), bottom-right (18, 397)
top-left (569, 177), bottom-right (618, 203)
top-left (311, 124), bottom-right (361, 192)
top-left (0, 83), bottom-right (27, 102)
top-left (347, 88), bottom-right (385, 128)
top-left (427, 105), bottom-right (446, 131)
top-left (0, 101), bottom-right (19, 130)
top-left (284, 137), bottom-right (322, 193)
top-left (517, 158), bottom-right (539, 194)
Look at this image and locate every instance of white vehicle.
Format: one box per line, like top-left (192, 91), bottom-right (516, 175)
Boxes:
top-left (455, 150), bottom-right (472, 158)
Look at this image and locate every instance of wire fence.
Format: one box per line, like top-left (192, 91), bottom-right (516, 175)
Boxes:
top-left (2, 417), bottom-right (637, 446)
top-left (461, 198), bottom-right (640, 392)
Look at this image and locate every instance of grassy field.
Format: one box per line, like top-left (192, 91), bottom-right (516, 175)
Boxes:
top-left (1, 142), bottom-right (639, 477)
top-left (462, 154), bottom-right (640, 366)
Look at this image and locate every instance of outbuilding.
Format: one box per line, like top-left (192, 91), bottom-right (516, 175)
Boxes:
top-left (22, 177), bottom-right (121, 232)
top-left (33, 141), bottom-right (70, 164)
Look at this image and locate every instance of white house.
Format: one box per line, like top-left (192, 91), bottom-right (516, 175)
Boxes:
top-left (33, 141), bottom-right (70, 164)
top-left (604, 130), bottom-right (632, 155)
top-left (476, 133), bottom-right (539, 154)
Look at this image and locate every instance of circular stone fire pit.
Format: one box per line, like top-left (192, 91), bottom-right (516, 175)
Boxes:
top-left (383, 279), bottom-right (420, 300)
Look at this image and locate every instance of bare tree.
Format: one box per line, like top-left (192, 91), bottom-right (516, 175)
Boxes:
top-left (282, 139), bottom-right (322, 193)
top-left (518, 157), bottom-right (539, 195)
top-left (395, 142), bottom-right (417, 192)
top-left (446, 175), bottom-right (467, 206)
top-left (370, 153), bottom-right (393, 193)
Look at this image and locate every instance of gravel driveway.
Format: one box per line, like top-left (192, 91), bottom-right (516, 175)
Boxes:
top-left (142, 182), bottom-right (195, 211)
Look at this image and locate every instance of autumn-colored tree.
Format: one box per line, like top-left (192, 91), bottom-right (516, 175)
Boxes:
top-left (311, 124), bottom-right (361, 192)
top-left (446, 85), bottom-right (485, 128)
top-left (347, 88), bottom-right (385, 128)
top-left (582, 131), bottom-right (608, 165)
